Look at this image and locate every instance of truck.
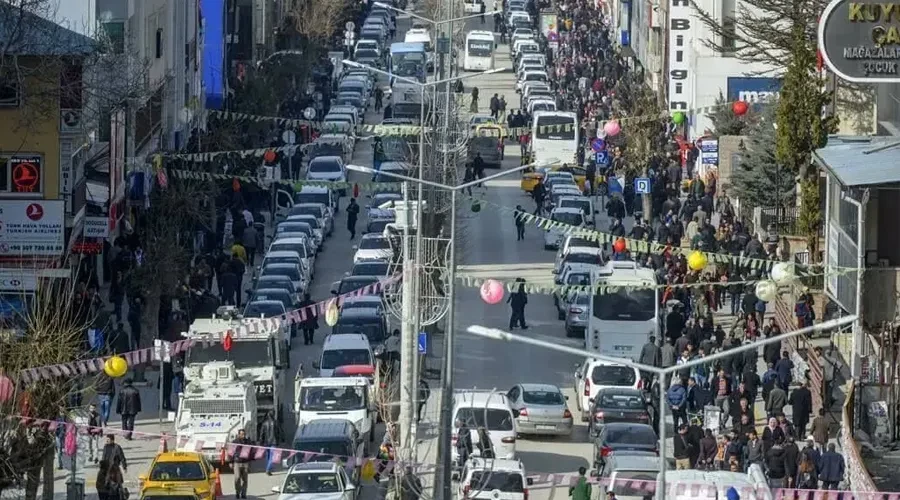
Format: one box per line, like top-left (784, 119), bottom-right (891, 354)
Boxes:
top-left (175, 361), bottom-right (257, 463)
top-left (294, 372), bottom-right (377, 450)
top-left (183, 307), bottom-right (292, 438)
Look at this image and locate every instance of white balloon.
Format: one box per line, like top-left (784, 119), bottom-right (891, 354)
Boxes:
top-left (771, 262), bottom-right (795, 284)
top-left (755, 280), bottom-right (778, 302)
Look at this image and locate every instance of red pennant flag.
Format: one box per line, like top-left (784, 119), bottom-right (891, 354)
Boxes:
top-left (194, 440), bottom-right (204, 452)
top-left (253, 447), bottom-right (266, 460)
top-left (239, 445), bottom-right (251, 459)
top-left (271, 448), bottom-right (282, 464)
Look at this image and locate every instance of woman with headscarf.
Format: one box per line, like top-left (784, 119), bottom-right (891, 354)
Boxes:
top-left (761, 417), bottom-right (785, 453)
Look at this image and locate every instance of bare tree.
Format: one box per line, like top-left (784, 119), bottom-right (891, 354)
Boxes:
top-left (287, 0), bottom-right (352, 49)
top-left (0, 269), bottom-right (97, 499)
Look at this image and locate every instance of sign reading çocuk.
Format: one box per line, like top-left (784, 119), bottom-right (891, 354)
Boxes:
top-left (819, 0), bottom-right (900, 82)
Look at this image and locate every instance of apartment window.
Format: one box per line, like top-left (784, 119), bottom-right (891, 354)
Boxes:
top-left (60, 62), bottom-right (83, 110)
top-left (101, 21), bottom-right (125, 54)
top-left (0, 71), bottom-right (20, 108)
top-left (155, 28), bottom-right (163, 58)
top-left (722, 17), bottom-right (737, 55)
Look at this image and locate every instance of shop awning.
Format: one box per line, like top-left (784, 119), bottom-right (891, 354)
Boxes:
top-left (86, 181), bottom-right (109, 207)
top-left (814, 136), bottom-right (900, 187)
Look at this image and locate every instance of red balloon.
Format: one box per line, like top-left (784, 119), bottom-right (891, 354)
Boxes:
top-left (223, 333), bottom-right (233, 352)
top-left (613, 238), bottom-right (627, 253)
top-left (732, 101), bottom-right (749, 116)
top-left (263, 150), bottom-right (277, 163)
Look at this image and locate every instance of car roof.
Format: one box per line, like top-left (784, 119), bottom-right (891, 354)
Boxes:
top-left (607, 454), bottom-right (661, 470)
top-left (287, 462), bottom-right (341, 473)
top-left (154, 451), bottom-right (204, 462)
top-left (551, 207), bottom-right (584, 215)
top-left (323, 333), bottom-right (371, 348)
top-left (588, 358), bottom-right (639, 369)
top-left (454, 390), bottom-right (511, 408)
top-left (246, 300), bottom-right (285, 309)
top-left (298, 186), bottom-right (331, 194)
top-left (291, 419), bottom-right (358, 441)
top-left (263, 263), bottom-right (299, 270)
top-left (309, 155), bottom-right (343, 163)
top-left (342, 296), bottom-right (384, 306)
top-left (272, 237), bottom-right (309, 245)
top-left (266, 250), bottom-right (301, 258)
top-left (466, 458), bottom-right (525, 472)
top-left (295, 203), bottom-right (326, 209)
top-left (361, 233), bottom-right (387, 240)
top-left (519, 383), bottom-right (561, 393)
top-left (252, 288), bottom-right (291, 296)
top-left (559, 195), bottom-right (590, 202)
top-left (338, 308), bottom-right (382, 320)
top-left (567, 246), bottom-right (603, 255)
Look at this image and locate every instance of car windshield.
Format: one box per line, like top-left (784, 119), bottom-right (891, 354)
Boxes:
top-left (262, 266), bottom-right (301, 282)
top-left (270, 243), bottom-right (308, 259)
top-left (299, 385), bottom-right (366, 411)
top-left (281, 473), bottom-right (340, 494)
top-left (334, 319), bottom-right (386, 343)
top-left (356, 49), bottom-right (379, 58)
top-left (455, 408), bottom-right (514, 431)
top-left (149, 462), bottom-right (205, 481)
top-left (292, 217), bottom-right (321, 229)
top-left (367, 220), bottom-right (392, 233)
top-left (611, 471), bottom-right (657, 496)
top-left (264, 256), bottom-right (301, 267)
top-left (292, 206), bottom-right (324, 218)
top-left (243, 302), bottom-right (285, 318)
top-left (560, 198), bottom-right (591, 214)
top-left (352, 261), bottom-right (389, 276)
top-left (593, 288), bottom-right (656, 321)
top-left (551, 212), bottom-right (583, 226)
top-left (291, 441), bottom-right (353, 463)
top-left (469, 472), bottom-right (524, 492)
top-left (310, 144), bottom-right (343, 159)
top-left (186, 341), bottom-right (270, 369)
top-left (566, 253), bottom-right (598, 265)
top-left (360, 237), bottom-right (390, 250)
top-left (295, 192), bottom-right (331, 206)
top-left (321, 349), bottom-right (372, 370)
top-left (598, 393), bottom-right (644, 409)
top-left (565, 273), bottom-right (590, 286)
top-left (522, 390), bottom-right (564, 405)
top-left (249, 292), bottom-right (291, 308)
top-left (309, 160), bottom-right (342, 173)
top-left (607, 426), bottom-right (657, 445)
top-left (591, 365), bottom-right (636, 386)
top-left (338, 278), bottom-right (379, 295)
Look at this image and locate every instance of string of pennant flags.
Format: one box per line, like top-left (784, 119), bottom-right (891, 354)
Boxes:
top-left (17, 275), bottom-right (400, 384)
top-left (0, 413), bottom-right (878, 499)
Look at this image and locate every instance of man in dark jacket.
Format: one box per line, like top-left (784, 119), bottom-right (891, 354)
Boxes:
top-left (507, 279), bottom-right (528, 329)
top-left (783, 436), bottom-right (800, 488)
top-left (228, 253), bottom-right (246, 307)
top-left (639, 336), bottom-right (661, 386)
top-left (298, 293), bottom-right (318, 345)
top-left (673, 424), bottom-right (693, 469)
top-left (417, 379), bottom-right (430, 423)
top-left (532, 181), bottom-right (545, 216)
top-left (818, 443), bottom-right (845, 489)
top-left (775, 351), bottom-right (794, 390)
top-left (347, 198), bottom-right (361, 239)
top-left (514, 205), bottom-right (527, 241)
top-left (789, 382), bottom-right (813, 439)
top-left (258, 411), bottom-right (280, 475)
top-left (765, 437), bottom-right (787, 487)
top-left (232, 429), bottom-right (254, 498)
top-left (115, 378), bottom-right (141, 440)
top-left (101, 434), bottom-right (127, 472)
top-left (766, 383), bottom-right (787, 419)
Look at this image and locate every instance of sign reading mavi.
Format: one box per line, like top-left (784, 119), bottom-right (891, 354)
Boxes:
top-left (0, 200), bottom-right (64, 256)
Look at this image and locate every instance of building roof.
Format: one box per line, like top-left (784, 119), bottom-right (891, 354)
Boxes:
top-left (814, 136), bottom-right (900, 187)
top-left (0, 2), bottom-right (95, 56)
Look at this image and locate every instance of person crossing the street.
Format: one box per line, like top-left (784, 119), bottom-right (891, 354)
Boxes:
top-left (231, 428), bottom-right (254, 498)
top-left (347, 197), bottom-right (360, 239)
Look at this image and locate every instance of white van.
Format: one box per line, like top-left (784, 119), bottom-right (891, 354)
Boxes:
top-left (313, 334), bottom-right (375, 377)
top-left (457, 458), bottom-right (533, 500)
top-left (452, 390), bottom-right (517, 462)
top-left (295, 376), bottom-right (376, 446)
top-left (573, 359), bottom-right (642, 421)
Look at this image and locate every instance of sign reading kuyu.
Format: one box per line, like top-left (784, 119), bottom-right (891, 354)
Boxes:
top-left (819, 0), bottom-right (900, 82)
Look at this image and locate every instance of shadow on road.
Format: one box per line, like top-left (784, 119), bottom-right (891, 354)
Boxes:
top-left (516, 450), bottom-right (590, 474)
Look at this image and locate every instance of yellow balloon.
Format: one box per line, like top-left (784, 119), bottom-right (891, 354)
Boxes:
top-left (324, 301), bottom-right (340, 327)
top-left (104, 355), bottom-right (128, 378)
top-left (688, 250), bottom-right (708, 271)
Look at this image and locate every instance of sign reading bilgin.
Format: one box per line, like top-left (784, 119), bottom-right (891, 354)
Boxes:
top-left (819, 0), bottom-right (900, 82)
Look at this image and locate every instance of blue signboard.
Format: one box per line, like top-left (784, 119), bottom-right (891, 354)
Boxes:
top-left (595, 151), bottom-right (609, 165)
top-left (591, 138), bottom-right (606, 153)
top-left (201, 0), bottom-right (226, 110)
top-left (608, 175), bottom-right (623, 194)
top-left (634, 177), bottom-right (651, 194)
top-left (726, 77), bottom-right (782, 104)
top-left (417, 332), bottom-right (427, 355)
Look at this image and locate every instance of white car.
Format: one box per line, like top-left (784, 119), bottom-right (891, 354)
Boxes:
top-left (272, 462), bottom-right (357, 500)
top-left (573, 359), bottom-right (642, 421)
top-left (543, 207), bottom-right (585, 250)
top-left (452, 390), bottom-right (517, 463)
top-left (456, 458), bottom-right (533, 500)
top-left (352, 233), bottom-right (394, 264)
top-left (288, 202), bottom-right (334, 237)
top-left (306, 156), bottom-right (348, 195)
top-left (286, 214), bottom-right (325, 248)
top-left (516, 70), bottom-right (548, 92)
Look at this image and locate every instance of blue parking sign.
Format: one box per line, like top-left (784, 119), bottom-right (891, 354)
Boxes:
top-left (595, 151), bottom-right (609, 165)
top-left (634, 177), bottom-right (651, 194)
top-left (417, 332), bottom-right (427, 355)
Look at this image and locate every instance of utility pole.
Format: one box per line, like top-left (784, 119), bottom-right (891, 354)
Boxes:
top-left (399, 181), bottom-right (417, 453)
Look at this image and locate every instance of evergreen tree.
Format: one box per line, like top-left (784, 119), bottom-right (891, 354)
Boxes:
top-left (730, 99), bottom-right (795, 209)
top-left (708, 91), bottom-right (750, 136)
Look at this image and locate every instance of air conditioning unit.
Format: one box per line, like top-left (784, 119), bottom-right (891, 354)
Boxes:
top-left (60, 109), bottom-right (82, 134)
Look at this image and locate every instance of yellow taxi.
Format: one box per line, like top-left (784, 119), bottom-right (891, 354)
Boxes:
top-left (140, 485), bottom-right (201, 500)
top-left (139, 451), bottom-right (218, 500)
top-left (520, 165), bottom-right (588, 193)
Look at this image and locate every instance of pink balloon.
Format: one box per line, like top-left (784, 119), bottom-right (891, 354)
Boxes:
top-left (480, 279), bottom-right (505, 305)
top-left (603, 120), bottom-right (621, 136)
top-left (0, 375), bottom-right (13, 404)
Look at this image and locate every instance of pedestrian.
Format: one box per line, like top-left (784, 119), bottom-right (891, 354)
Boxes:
top-left (816, 345), bottom-right (841, 409)
top-left (532, 181), bottom-right (545, 216)
top-left (498, 95), bottom-right (507, 120)
top-left (514, 205), bottom-right (526, 241)
top-left (667, 382), bottom-right (688, 431)
top-left (764, 436), bottom-right (787, 488)
top-left (811, 408), bottom-right (829, 449)
top-left (375, 425), bottom-right (398, 481)
top-left (470, 87), bottom-right (479, 113)
top-left (116, 378), bottom-right (141, 440)
top-left (375, 87), bottom-right (384, 111)
top-left (87, 403), bottom-right (102, 463)
top-left (479, 1), bottom-right (486, 23)
top-left (761, 417), bottom-right (784, 453)
top-left (417, 378), bottom-right (430, 422)
top-left (744, 430), bottom-right (764, 471)
top-left (789, 381), bottom-right (813, 438)
top-left (232, 428), bottom-right (254, 498)
top-left (242, 223), bottom-right (258, 266)
top-left (53, 408), bottom-right (67, 469)
top-left (569, 467), bottom-right (591, 500)
top-left (775, 350), bottom-right (794, 389)
top-left (673, 424), bottom-right (693, 470)
top-left (101, 435), bottom-right (127, 473)
top-left (258, 411), bottom-right (279, 475)
top-left (818, 443), bottom-right (845, 489)
top-left (347, 197), bottom-right (360, 239)
top-left (96, 460), bottom-right (111, 500)
top-left (796, 453), bottom-right (819, 490)
top-left (661, 340), bottom-right (676, 369)
top-left (298, 292), bottom-right (318, 345)
top-left (765, 382), bottom-right (787, 419)
top-left (490, 93), bottom-right (500, 119)
top-left (476, 426), bottom-right (494, 458)
top-left (783, 436), bottom-right (800, 488)
top-left (472, 152), bottom-right (486, 180)
top-left (455, 419), bottom-right (473, 466)
top-left (697, 428), bottom-right (717, 470)
top-left (94, 371), bottom-right (115, 427)
top-left (507, 279), bottom-right (528, 329)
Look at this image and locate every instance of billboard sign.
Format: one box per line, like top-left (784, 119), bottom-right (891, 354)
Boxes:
top-left (0, 200), bottom-right (65, 256)
top-left (819, 0), bottom-right (900, 83)
top-left (667, 0), bottom-right (694, 112)
top-left (726, 77), bottom-right (782, 103)
top-left (201, 0), bottom-right (226, 109)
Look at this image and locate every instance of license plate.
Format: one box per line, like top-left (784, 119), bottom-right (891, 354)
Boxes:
top-left (536, 425), bottom-right (555, 430)
top-left (614, 345), bottom-right (631, 351)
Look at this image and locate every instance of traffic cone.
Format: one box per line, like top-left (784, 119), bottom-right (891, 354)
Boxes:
top-left (158, 434), bottom-right (169, 453)
top-left (214, 468), bottom-right (223, 498)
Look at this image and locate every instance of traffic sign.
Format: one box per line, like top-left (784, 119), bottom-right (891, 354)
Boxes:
top-left (590, 138), bottom-right (606, 153)
top-left (417, 332), bottom-right (427, 355)
top-left (595, 151), bottom-right (609, 165)
top-left (634, 177), bottom-right (651, 194)
top-left (281, 130), bottom-right (296, 145)
top-left (345, 21), bottom-right (355, 31)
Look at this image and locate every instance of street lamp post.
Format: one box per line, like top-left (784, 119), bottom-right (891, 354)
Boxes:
top-left (348, 158), bottom-right (559, 500)
top-left (467, 315), bottom-right (857, 499)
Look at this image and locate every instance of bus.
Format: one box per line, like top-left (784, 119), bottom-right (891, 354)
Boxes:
top-left (389, 42), bottom-right (426, 83)
top-left (463, 30), bottom-right (495, 71)
top-left (586, 261), bottom-right (660, 362)
top-left (531, 111), bottom-right (578, 166)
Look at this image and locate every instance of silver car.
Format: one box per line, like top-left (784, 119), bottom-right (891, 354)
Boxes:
top-left (506, 383), bottom-right (574, 436)
top-left (565, 292), bottom-right (590, 339)
top-left (288, 203), bottom-right (334, 237)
